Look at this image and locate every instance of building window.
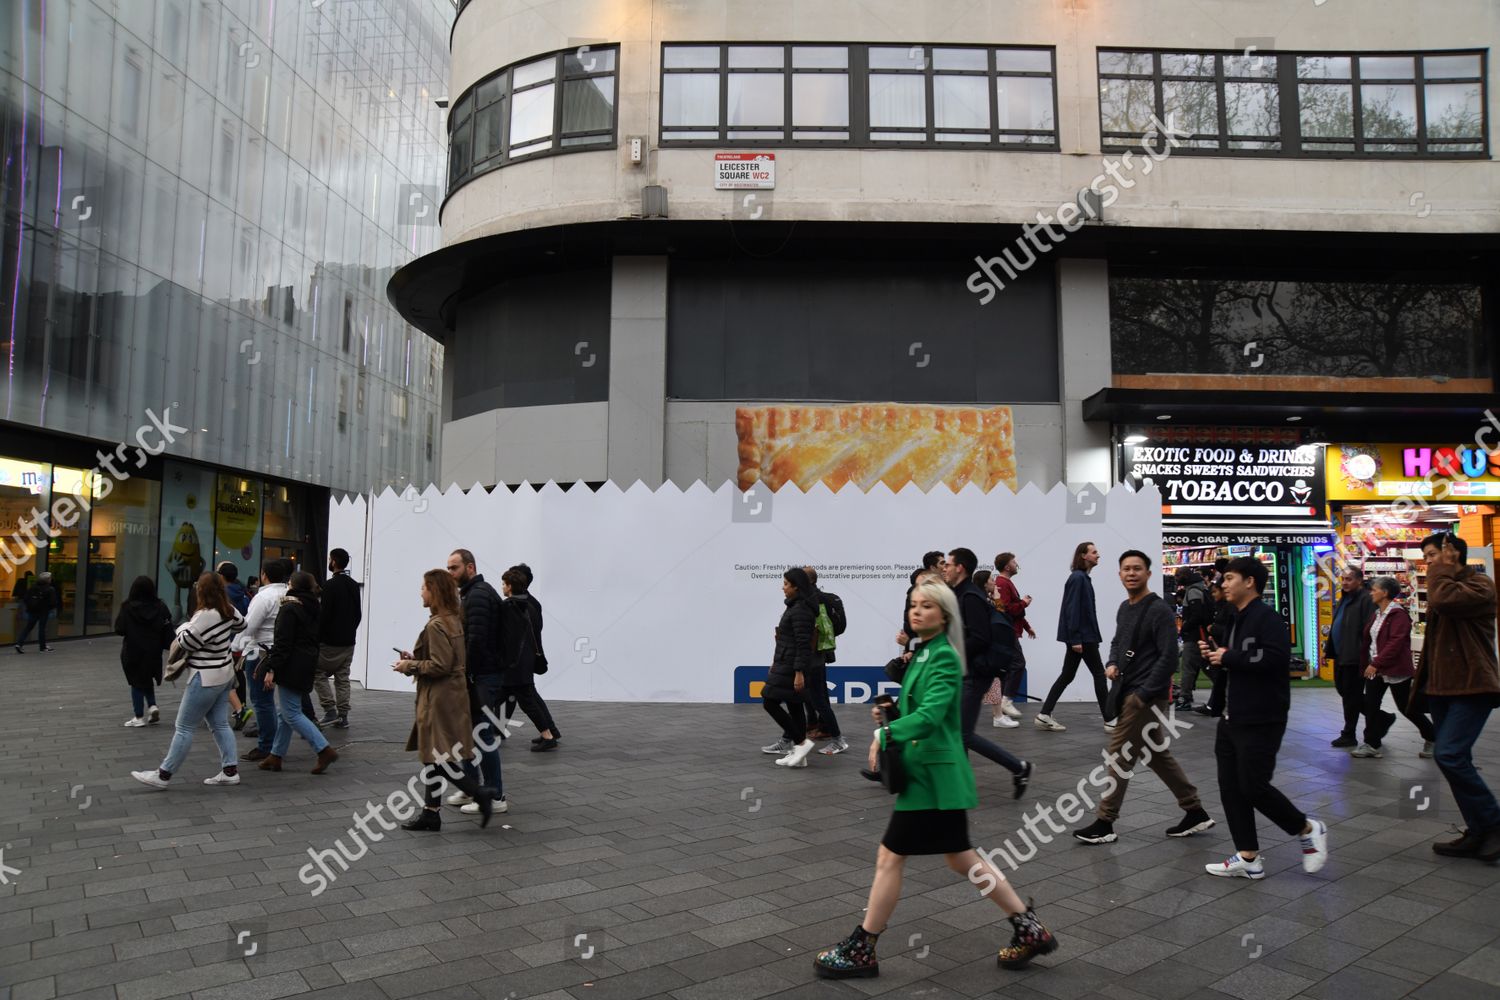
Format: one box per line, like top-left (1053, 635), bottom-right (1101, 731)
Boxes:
top-left (661, 43), bottom-right (1057, 148)
top-left (1099, 48), bottom-right (1486, 157)
top-left (447, 45), bottom-right (619, 197)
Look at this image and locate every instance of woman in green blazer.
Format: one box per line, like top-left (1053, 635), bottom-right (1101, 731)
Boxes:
top-left (815, 579), bottom-right (1058, 979)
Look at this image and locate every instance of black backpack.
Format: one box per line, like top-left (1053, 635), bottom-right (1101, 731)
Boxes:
top-left (24, 585), bottom-right (50, 616)
top-left (983, 604), bottom-right (1018, 677)
top-left (820, 591), bottom-right (847, 636)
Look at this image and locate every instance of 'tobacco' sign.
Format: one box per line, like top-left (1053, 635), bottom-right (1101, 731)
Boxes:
top-left (714, 152), bottom-right (775, 190)
top-left (1123, 443), bottom-right (1327, 517)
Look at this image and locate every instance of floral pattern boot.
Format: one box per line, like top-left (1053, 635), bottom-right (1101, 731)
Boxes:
top-left (814, 924), bottom-right (880, 979)
top-left (997, 901), bottom-right (1057, 969)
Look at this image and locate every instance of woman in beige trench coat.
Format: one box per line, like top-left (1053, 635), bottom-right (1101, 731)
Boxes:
top-left (394, 568), bottom-right (495, 830)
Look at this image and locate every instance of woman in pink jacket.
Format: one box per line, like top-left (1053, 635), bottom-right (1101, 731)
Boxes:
top-left (1351, 576), bottom-right (1435, 759)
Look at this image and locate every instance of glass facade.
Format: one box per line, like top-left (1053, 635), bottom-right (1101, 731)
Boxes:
top-left (0, 0), bottom-right (450, 496)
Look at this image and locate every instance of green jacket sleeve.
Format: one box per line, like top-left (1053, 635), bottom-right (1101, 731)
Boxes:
top-left (884, 643), bottom-right (961, 746)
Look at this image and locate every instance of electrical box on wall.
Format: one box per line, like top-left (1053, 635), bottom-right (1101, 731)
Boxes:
top-left (628, 137), bottom-right (643, 164)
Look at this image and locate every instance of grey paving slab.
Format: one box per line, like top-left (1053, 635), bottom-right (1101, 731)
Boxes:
top-left (3, 640), bottom-right (1500, 1000)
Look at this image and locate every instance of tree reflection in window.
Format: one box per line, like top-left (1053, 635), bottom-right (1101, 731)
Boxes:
top-left (1100, 48), bottom-right (1484, 157)
top-left (1109, 276), bottom-right (1485, 379)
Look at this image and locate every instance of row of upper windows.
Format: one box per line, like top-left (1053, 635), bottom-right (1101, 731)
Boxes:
top-left (445, 44), bottom-right (1487, 197)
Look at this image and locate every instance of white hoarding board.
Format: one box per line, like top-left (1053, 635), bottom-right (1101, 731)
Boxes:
top-left (343, 482), bottom-right (1158, 704)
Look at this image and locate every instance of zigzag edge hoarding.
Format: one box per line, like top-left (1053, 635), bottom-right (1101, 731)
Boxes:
top-left (330, 481), bottom-right (1159, 704)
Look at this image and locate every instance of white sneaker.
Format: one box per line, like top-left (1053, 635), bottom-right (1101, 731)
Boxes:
top-left (1300, 819), bottom-right (1329, 874)
top-left (131, 769), bottom-right (169, 790)
top-left (1001, 698), bottom-right (1022, 719)
top-left (203, 771), bottom-right (240, 785)
top-left (1034, 714), bottom-right (1066, 732)
top-left (124, 717), bottom-right (147, 728)
top-left (446, 791), bottom-right (473, 806)
top-left (992, 714), bottom-right (1019, 728)
top-left (1104, 718), bottom-right (1119, 731)
top-left (462, 798), bottom-right (510, 815)
top-left (148, 706), bottom-right (160, 724)
top-left (776, 739), bottom-right (816, 767)
top-left (1349, 743), bottom-right (1382, 758)
top-left (1205, 853), bottom-right (1265, 879)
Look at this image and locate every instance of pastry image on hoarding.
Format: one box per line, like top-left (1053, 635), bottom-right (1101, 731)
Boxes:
top-left (736, 403), bottom-right (1017, 493)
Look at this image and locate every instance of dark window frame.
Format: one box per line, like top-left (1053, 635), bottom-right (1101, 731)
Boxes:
top-left (659, 42), bottom-right (1059, 150)
top-left (1098, 46), bottom-right (1488, 159)
top-left (444, 44), bottom-right (620, 202)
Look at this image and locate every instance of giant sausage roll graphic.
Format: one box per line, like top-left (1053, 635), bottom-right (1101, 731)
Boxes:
top-left (735, 403), bottom-right (1016, 494)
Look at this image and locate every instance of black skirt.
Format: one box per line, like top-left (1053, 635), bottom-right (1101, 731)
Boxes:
top-left (881, 808), bottom-right (973, 856)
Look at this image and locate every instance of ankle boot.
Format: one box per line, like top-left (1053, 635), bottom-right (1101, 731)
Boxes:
top-left (1433, 828), bottom-right (1483, 857)
top-left (814, 924), bottom-right (880, 979)
top-left (311, 746), bottom-right (339, 774)
top-left (998, 900), bottom-right (1057, 969)
top-left (257, 754), bottom-right (282, 772)
top-left (402, 808), bottom-right (442, 832)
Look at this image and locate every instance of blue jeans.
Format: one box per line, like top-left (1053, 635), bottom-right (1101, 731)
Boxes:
top-left (247, 652), bottom-right (279, 753)
top-left (130, 685), bottom-right (157, 718)
top-left (1429, 695), bottom-right (1500, 834)
top-left (272, 685), bottom-right (329, 757)
top-left (464, 675), bottom-right (505, 796)
top-left (160, 673), bottom-right (237, 776)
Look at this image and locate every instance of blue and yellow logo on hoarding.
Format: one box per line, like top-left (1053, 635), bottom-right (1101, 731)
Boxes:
top-left (732, 666), bottom-right (902, 704)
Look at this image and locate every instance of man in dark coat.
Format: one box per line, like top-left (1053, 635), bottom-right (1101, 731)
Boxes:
top-left (15, 571), bottom-right (59, 652)
top-left (945, 547), bottom-right (1032, 798)
top-left (446, 549), bottom-right (507, 814)
top-left (315, 547), bottom-right (363, 728)
top-left (1326, 566), bottom-right (1376, 748)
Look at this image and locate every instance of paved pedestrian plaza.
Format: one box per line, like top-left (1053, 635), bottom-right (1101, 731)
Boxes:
top-left (3, 640), bottom-right (1499, 1000)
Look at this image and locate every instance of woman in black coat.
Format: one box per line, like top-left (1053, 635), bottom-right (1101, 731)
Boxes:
top-left (762, 567), bottom-right (822, 768)
top-left (258, 573), bottom-right (338, 774)
top-left (115, 576), bottom-right (174, 727)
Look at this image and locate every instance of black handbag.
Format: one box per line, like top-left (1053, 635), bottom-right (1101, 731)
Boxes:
top-left (876, 706), bottom-right (908, 795)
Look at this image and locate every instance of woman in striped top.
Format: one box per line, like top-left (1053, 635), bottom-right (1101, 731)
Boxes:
top-left (132, 572), bottom-right (247, 789)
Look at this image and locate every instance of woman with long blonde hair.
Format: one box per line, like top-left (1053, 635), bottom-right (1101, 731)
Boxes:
top-left (394, 568), bottom-right (495, 830)
top-left (816, 580), bottom-right (1057, 979)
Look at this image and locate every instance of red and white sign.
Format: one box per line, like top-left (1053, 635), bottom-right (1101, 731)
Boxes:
top-left (714, 152), bottom-right (776, 190)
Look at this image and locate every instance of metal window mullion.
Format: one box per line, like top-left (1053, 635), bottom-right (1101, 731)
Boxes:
top-left (924, 53), bottom-right (936, 143)
top-left (549, 53), bottom-right (564, 152)
top-left (852, 44), bottom-right (870, 143)
top-left (1151, 53), bottom-right (1166, 152)
top-left (1350, 61), bottom-right (1364, 153)
top-left (1279, 56), bottom-right (1301, 154)
top-left (988, 48), bottom-right (1000, 144)
top-left (1414, 56), bottom-right (1429, 155)
top-left (1214, 57), bottom-right (1228, 149)
top-left (718, 44), bottom-right (729, 141)
top-left (499, 70), bottom-right (511, 165)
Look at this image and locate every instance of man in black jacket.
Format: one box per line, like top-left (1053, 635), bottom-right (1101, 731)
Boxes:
top-left (1200, 556), bottom-right (1328, 880)
top-left (446, 548), bottom-right (508, 814)
top-left (1175, 569), bottom-right (1214, 711)
top-left (1074, 551), bottom-right (1213, 844)
top-left (1326, 566), bottom-right (1376, 748)
top-left (315, 548), bottom-right (363, 728)
top-left (14, 571), bottom-right (59, 652)
top-left (945, 547), bottom-right (1032, 798)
